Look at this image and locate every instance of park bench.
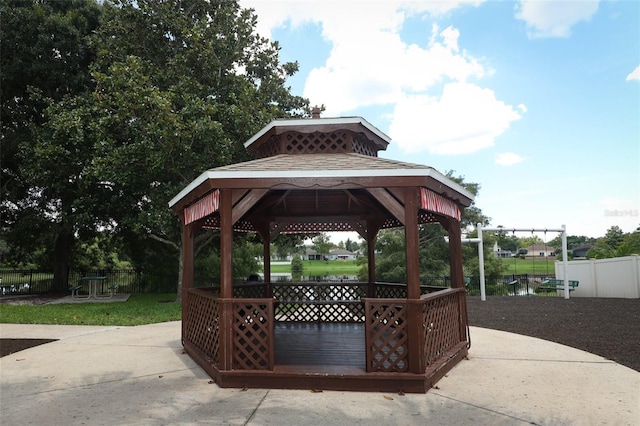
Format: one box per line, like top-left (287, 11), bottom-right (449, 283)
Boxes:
top-left (539, 279), bottom-right (579, 293)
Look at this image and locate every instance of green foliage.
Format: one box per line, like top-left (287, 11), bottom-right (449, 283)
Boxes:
top-left (310, 234), bottom-right (334, 259)
top-left (195, 235), bottom-right (261, 282)
top-left (0, 293), bottom-right (180, 326)
top-left (1, 0), bottom-right (310, 295)
top-left (587, 226), bottom-right (640, 259)
top-left (344, 238), bottom-right (360, 252)
top-left (1, 0), bottom-right (104, 289)
top-left (290, 254), bottom-right (303, 281)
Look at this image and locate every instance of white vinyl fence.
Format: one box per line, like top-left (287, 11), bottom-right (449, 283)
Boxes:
top-left (555, 255), bottom-right (640, 298)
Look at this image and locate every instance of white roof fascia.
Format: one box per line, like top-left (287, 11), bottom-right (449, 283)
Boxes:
top-left (168, 167), bottom-right (474, 207)
top-left (244, 117), bottom-right (391, 149)
top-left (168, 171), bottom-right (210, 207)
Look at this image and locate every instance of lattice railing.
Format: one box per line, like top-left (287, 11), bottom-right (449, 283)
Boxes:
top-left (232, 299), bottom-right (274, 370)
top-left (184, 289), bottom-right (220, 366)
top-left (364, 288), bottom-right (467, 373)
top-left (422, 288), bottom-right (466, 366)
top-left (273, 282), bottom-right (367, 322)
top-left (375, 282), bottom-right (448, 298)
top-left (364, 300), bottom-right (409, 372)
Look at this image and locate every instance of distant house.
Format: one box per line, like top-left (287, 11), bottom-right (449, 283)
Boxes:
top-left (492, 242), bottom-right (513, 258)
top-left (572, 244), bottom-right (594, 259)
top-left (327, 248), bottom-right (357, 261)
top-left (522, 244), bottom-right (555, 257)
top-left (302, 248), bottom-right (323, 261)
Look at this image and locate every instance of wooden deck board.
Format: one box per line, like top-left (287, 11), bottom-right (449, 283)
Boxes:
top-left (274, 322), bottom-right (365, 370)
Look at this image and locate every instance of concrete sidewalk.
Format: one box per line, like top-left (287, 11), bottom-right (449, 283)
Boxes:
top-left (1, 322), bottom-right (638, 425)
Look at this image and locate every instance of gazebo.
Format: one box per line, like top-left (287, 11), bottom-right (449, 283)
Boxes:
top-left (169, 114), bottom-right (474, 393)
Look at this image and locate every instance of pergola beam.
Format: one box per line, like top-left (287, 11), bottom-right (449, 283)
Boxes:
top-left (366, 188), bottom-right (406, 226)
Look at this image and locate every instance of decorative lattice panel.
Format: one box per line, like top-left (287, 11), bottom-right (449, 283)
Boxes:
top-left (184, 290), bottom-right (220, 366)
top-left (375, 283), bottom-right (408, 299)
top-left (255, 135), bottom-right (282, 158)
top-left (283, 131), bottom-right (351, 154)
top-left (273, 282), bottom-right (367, 323)
top-left (232, 300), bottom-right (274, 370)
top-left (233, 284), bottom-right (267, 298)
top-left (364, 300), bottom-right (409, 372)
top-left (422, 290), bottom-right (463, 366)
top-left (352, 138), bottom-right (377, 157)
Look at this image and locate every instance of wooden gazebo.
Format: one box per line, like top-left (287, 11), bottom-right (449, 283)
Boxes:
top-left (169, 115), bottom-right (474, 393)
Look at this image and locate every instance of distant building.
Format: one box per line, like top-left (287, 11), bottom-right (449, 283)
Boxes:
top-left (572, 244), bottom-right (594, 259)
top-left (302, 248), bottom-right (323, 260)
top-left (327, 248), bottom-right (357, 261)
top-left (492, 242), bottom-right (513, 258)
top-left (522, 244), bottom-right (555, 257)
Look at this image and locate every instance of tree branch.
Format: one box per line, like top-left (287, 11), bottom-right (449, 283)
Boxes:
top-left (148, 233), bottom-right (179, 251)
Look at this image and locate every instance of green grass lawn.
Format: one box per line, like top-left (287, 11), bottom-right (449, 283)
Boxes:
top-left (500, 257), bottom-right (557, 275)
top-left (0, 293), bottom-right (181, 326)
top-left (270, 260), bottom-right (361, 276)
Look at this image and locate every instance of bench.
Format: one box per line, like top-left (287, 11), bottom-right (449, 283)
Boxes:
top-left (68, 285), bottom-right (83, 298)
top-left (539, 279), bottom-right (579, 293)
top-left (506, 280), bottom-right (519, 295)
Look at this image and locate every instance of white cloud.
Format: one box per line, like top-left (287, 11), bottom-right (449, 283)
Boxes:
top-left (242, 1), bottom-right (486, 38)
top-left (303, 24), bottom-right (486, 116)
top-left (626, 65), bottom-right (640, 81)
top-left (241, 0), bottom-right (522, 156)
top-left (515, 0), bottom-right (599, 38)
top-left (495, 152), bottom-right (525, 166)
top-left (388, 83), bottom-right (522, 155)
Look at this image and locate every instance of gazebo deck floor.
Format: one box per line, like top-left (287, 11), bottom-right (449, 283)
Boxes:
top-left (195, 322), bottom-right (468, 393)
top-left (274, 322), bottom-right (365, 372)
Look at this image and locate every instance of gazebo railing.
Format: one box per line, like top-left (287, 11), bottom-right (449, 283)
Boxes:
top-left (273, 282), bottom-right (367, 322)
top-left (184, 288), bottom-right (274, 372)
top-left (184, 284), bottom-right (467, 376)
top-left (364, 287), bottom-right (468, 374)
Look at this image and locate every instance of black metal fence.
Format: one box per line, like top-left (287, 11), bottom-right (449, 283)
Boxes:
top-left (0, 269), bottom-right (557, 297)
top-left (0, 269), bottom-right (178, 295)
top-left (463, 274), bottom-right (558, 296)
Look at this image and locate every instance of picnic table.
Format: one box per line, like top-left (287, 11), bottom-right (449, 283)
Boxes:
top-left (69, 276), bottom-right (117, 299)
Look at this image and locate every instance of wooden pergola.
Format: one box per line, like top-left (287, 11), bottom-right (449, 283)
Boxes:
top-left (169, 115), bottom-right (475, 393)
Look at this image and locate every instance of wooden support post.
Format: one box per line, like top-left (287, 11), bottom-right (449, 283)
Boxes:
top-left (219, 189), bottom-right (234, 370)
top-left (181, 221), bottom-right (194, 342)
top-left (440, 215), bottom-right (468, 342)
top-left (446, 217), bottom-right (464, 289)
top-left (404, 187), bottom-right (425, 374)
top-left (404, 187), bottom-right (420, 300)
top-left (366, 221), bottom-right (380, 298)
top-left (220, 189), bottom-right (233, 299)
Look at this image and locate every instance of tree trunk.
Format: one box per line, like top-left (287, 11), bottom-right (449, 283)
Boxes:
top-left (176, 242), bottom-right (184, 303)
top-left (51, 226), bottom-right (73, 293)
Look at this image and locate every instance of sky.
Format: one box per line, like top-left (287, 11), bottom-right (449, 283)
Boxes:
top-left (240, 0), bottom-right (639, 243)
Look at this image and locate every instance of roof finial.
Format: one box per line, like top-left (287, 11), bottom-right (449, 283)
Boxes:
top-left (311, 106), bottom-right (321, 119)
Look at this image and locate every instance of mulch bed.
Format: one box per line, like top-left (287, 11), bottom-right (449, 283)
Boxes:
top-left (2, 295), bottom-right (639, 372)
top-left (466, 296), bottom-right (640, 372)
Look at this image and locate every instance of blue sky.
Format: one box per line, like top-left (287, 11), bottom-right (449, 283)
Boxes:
top-left (241, 0), bottom-right (639, 241)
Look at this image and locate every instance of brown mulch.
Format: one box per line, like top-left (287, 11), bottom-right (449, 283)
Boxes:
top-left (2, 295), bottom-right (639, 372)
top-left (466, 296), bottom-right (640, 372)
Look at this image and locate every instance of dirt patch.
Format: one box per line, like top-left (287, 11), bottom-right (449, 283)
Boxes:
top-left (0, 339), bottom-right (58, 357)
top-left (467, 296), bottom-right (640, 372)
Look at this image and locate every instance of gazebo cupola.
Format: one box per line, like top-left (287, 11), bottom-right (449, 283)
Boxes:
top-left (245, 113), bottom-right (390, 159)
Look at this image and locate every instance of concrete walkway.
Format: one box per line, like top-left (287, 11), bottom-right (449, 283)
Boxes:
top-left (1, 322), bottom-right (638, 425)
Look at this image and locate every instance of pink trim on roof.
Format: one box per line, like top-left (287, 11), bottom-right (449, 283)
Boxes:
top-left (421, 188), bottom-right (461, 221)
top-left (184, 190), bottom-right (219, 225)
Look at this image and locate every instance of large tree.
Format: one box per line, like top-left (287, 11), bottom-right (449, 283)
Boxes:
top-left (85, 0), bottom-right (309, 298)
top-left (2, 0), bottom-right (309, 296)
top-left (1, 0), bottom-right (103, 288)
